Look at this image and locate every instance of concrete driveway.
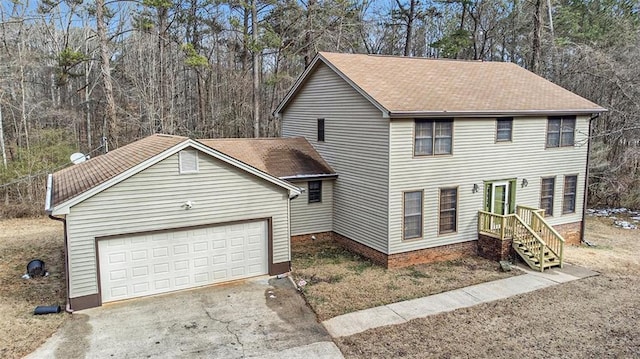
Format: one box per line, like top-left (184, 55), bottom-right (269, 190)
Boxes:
top-left (27, 276), bottom-right (343, 358)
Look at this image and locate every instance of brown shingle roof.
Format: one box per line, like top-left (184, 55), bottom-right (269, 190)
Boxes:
top-left (198, 137), bottom-right (335, 179)
top-left (282, 52), bottom-right (605, 116)
top-left (52, 134), bottom-right (187, 206)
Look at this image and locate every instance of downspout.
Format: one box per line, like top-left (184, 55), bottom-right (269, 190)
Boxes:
top-left (46, 174), bottom-right (73, 313)
top-left (48, 214), bottom-right (72, 313)
top-left (581, 114), bottom-right (600, 244)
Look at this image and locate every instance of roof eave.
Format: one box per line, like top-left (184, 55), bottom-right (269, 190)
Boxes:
top-left (273, 55), bottom-right (324, 116)
top-left (188, 141), bottom-right (303, 198)
top-left (280, 173), bottom-right (338, 181)
top-left (388, 108), bottom-right (608, 118)
top-left (273, 52), bottom-right (390, 117)
top-left (52, 139), bottom-right (302, 213)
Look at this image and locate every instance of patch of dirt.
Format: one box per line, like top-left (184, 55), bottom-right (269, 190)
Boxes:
top-left (291, 239), bottom-right (519, 321)
top-left (335, 217), bottom-right (640, 358)
top-left (0, 217), bottom-right (68, 359)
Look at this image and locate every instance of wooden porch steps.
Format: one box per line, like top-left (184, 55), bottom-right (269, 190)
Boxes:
top-left (512, 239), bottom-right (562, 271)
top-left (478, 205), bottom-right (565, 272)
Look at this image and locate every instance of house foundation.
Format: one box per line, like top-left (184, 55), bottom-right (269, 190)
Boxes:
top-left (477, 233), bottom-right (514, 262)
top-left (331, 232), bottom-right (477, 268)
top-left (290, 232), bottom-right (334, 244)
top-left (292, 222), bottom-right (580, 269)
top-left (553, 221), bottom-right (582, 245)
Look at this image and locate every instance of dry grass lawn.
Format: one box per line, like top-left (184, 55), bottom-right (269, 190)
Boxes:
top-left (0, 217), bottom-right (67, 359)
top-left (335, 216), bottom-right (640, 358)
top-left (291, 239), bottom-right (519, 321)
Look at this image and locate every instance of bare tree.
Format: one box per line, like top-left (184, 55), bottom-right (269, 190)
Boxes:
top-left (95, 0), bottom-right (118, 146)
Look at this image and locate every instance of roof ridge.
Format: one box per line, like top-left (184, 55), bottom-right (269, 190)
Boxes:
top-left (320, 51), bottom-right (504, 64)
top-left (198, 137), bottom-right (304, 142)
top-left (153, 133), bottom-right (189, 139)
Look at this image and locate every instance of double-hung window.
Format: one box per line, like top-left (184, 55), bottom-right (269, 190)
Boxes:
top-left (547, 116), bottom-right (576, 148)
top-left (563, 175), bottom-right (578, 214)
top-left (415, 119), bottom-right (453, 156)
top-left (540, 177), bottom-right (555, 216)
top-left (403, 191), bottom-right (423, 240)
top-left (496, 118), bottom-right (513, 142)
top-left (439, 188), bottom-right (458, 234)
top-left (308, 181), bottom-right (322, 203)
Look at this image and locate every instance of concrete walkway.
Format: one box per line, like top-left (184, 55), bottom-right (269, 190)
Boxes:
top-left (322, 263), bottom-right (599, 338)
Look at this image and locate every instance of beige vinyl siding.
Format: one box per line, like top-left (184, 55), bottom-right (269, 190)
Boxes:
top-left (65, 151), bottom-right (290, 299)
top-left (281, 63), bottom-right (389, 253)
top-left (289, 180), bottom-right (334, 235)
top-left (388, 116), bottom-right (589, 254)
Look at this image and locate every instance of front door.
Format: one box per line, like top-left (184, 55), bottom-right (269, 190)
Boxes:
top-left (484, 180), bottom-right (515, 215)
top-left (484, 180), bottom-right (515, 231)
top-left (491, 181), bottom-right (510, 215)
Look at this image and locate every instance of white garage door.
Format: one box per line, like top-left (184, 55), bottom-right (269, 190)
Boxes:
top-left (98, 221), bottom-right (267, 303)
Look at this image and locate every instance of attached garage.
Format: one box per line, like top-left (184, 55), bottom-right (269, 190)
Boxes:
top-left (98, 220), bottom-right (268, 303)
top-left (46, 135), bottom-right (302, 311)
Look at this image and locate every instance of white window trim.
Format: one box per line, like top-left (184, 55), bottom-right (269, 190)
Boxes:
top-left (403, 190), bottom-right (423, 240)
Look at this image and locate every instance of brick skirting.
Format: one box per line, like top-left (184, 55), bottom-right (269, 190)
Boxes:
top-left (330, 232), bottom-right (477, 268)
top-left (291, 232), bottom-right (334, 244)
top-left (387, 241), bottom-right (478, 268)
top-left (332, 232), bottom-right (388, 267)
top-left (553, 221), bottom-right (582, 245)
top-left (293, 223), bottom-right (581, 269)
top-left (477, 234), bottom-right (514, 262)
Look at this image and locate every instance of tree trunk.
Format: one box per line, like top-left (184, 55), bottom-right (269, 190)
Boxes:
top-left (158, 6), bottom-right (168, 132)
top-left (95, 0), bottom-right (118, 146)
top-left (0, 101), bottom-right (7, 171)
top-left (252, 0), bottom-right (260, 138)
top-left (530, 0), bottom-right (542, 74)
top-left (404, 0), bottom-right (416, 56)
top-left (85, 28), bottom-right (93, 149)
top-left (304, 0), bottom-right (316, 67)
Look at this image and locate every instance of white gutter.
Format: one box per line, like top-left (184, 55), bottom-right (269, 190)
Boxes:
top-left (388, 108), bottom-right (608, 118)
top-left (279, 173), bottom-right (338, 181)
top-left (45, 174), bottom-right (53, 213)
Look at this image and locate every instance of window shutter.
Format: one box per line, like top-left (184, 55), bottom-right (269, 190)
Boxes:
top-left (509, 179), bottom-right (517, 214)
top-left (484, 182), bottom-right (492, 212)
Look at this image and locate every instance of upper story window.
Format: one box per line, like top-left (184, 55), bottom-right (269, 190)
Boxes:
top-left (540, 177), bottom-right (555, 216)
top-left (496, 118), bottom-right (513, 142)
top-left (308, 180), bottom-right (322, 203)
top-left (546, 116), bottom-right (576, 148)
top-left (415, 119), bottom-right (453, 156)
top-left (317, 118), bottom-right (325, 142)
top-left (179, 150), bottom-right (199, 174)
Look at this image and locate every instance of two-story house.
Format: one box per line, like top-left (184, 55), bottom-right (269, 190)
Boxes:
top-left (275, 52), bottom-right (607, 269)
top-left (46, 52), bottom-right (606, 310)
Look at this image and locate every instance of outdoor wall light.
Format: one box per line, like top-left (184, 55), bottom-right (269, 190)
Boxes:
top-left (182, 201), bottom-right (194, 210)
top-left (521, 178), bottom-right (529, 188)
top-left (472, 184), bottom-right (479, 193)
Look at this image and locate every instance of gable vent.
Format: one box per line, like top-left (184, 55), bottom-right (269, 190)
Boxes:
top-left (179, 150), bottom-right (199, 174)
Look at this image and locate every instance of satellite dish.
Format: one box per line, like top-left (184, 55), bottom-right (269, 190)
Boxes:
top-left (70, 152), bottom-right (87, 164)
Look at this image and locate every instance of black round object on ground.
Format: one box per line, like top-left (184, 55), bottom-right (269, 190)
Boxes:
top-left (34, 305), bottom-right (61, 315)
top-left (27, 259), bottom-right (45, 277)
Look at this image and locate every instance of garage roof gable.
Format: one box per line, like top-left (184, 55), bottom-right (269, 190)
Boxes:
top-left (47, 135), bottom-right (302, 215)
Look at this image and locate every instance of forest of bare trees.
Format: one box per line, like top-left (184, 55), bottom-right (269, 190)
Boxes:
top-left (1, 0), bottom-right (639, 216)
